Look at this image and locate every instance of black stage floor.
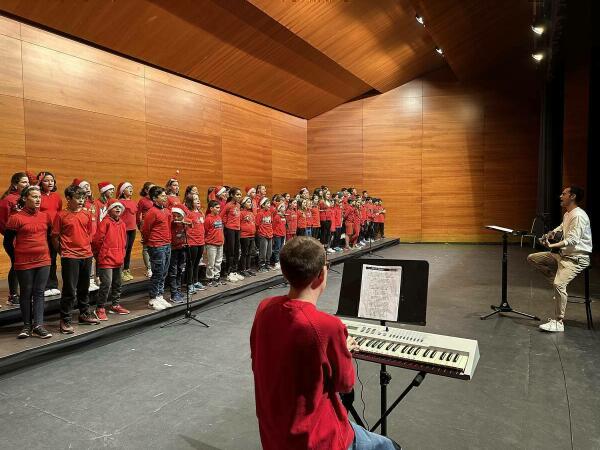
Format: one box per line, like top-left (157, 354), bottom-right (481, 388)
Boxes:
top-left (0, 243), bottom-right (599, 450)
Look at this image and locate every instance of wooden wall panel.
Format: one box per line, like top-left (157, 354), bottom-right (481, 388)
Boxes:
top-left (0, 33), bottom-right (23, 97)
top-left (0, 14), bottom-right (20, 38)
top-left (0, 94), bottom-right (25, 156)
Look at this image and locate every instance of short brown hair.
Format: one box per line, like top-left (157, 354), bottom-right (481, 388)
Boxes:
top-left (280, 237), bottom-right (326, 289)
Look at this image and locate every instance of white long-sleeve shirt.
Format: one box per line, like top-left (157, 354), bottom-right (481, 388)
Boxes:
top-left (553, 207), bottom-right (593, 256)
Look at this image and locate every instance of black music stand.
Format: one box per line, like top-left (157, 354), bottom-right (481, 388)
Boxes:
top-left (337, 259), bottom-right (428, 437)
top-left (480, 226), bottom-right (540, 321)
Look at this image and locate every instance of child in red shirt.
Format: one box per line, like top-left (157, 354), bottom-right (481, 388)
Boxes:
top-left (310, 194), bottom-right (321, 240)
top-left (319, 191), bottom-right (334, 252)
top-left (93, 198), bottom-right (129, 320)
top-left (4, 186), bottom-right (53, 338)
top-left (52, 184), bottom-right (100, 333)
top-left (168, 207), bottom-right (188, 304)
top-left (117, 181), bottom-right (138, 282)
top-left (204, 200), bottom-right (225, 286)
top-left (37, 171), bottom-right (62, 296)
top-left (271, 202), bottom-right (287, 269)
top-left (184, 193), bottom-right (206, 292)
top-left (1, 172), bottom-right (29, 305)
top-left (285, 199), bottom-right (298, 242)
top-left (255, 197), bottom-right (273, 272)
top-left (296, 199), bottom-right (308, 237)
top-left (332, 195), bottom-right (344, 251)
top-left (165, 178), bottom-right (181, 209)
top-left (137, 182), bottom-right (155, 278)
top-left (222, 187), bottom-right (244, 283)
top-left (239, 196), bottom-right (256, 276)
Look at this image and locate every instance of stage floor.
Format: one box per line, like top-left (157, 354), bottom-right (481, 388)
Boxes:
top-left (1, 243), bottom-right (599, 449)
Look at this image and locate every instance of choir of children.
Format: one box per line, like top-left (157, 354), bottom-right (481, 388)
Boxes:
top-left (0, 172), bottom-right (386, 338)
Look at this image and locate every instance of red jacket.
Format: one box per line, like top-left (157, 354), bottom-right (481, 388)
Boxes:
top-left (187, 210), bottom-right (205, 246)
top-left (222, 201), bottom-right (241, 230)
top-left (141, 205), bottom-right (172, 247)
top-left (92, 216), bottom-right (126, 268)
top-left (240, 210), bottom-right (256, 238)
top-left (0, 192), bottom-right (20, 235)
top-left (256, 210), bottom-right (273, 238)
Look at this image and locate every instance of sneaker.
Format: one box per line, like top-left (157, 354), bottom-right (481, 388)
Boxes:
top-left (44, 289), bottom-right (55, 297)
top-left (18, 326), bottom-right (31, 339)
top-left (539, 319), bottom-right (564, 332)
top-left (188, 285), bottom-right (197, 294)
top-left (216, 278), bottom-right (228, 286)
top-left (60, 320), bottom-right (74, 334)
top-left (148, 298), bottom-right (166, 311)
top-left (52, 288), bottom-right (62, 296)
top-left (257, 267), bottom-right (269, 273)
top-left (227, 273), bottom-right (238, 283)
top-left (335, 247), bottom-right (343, 252)
top-left (31, 326), bottom-right (52, 339)
top-left (79, 312), bottom-right (100, 325)
top-left (246, 270), bottom-right (257, 277)
top-left (145, 268), bottom-right (153, 278)
top-left (89, 279), bottom-right (100, 292)
top-left (234, 272), bottom-right (245, 281)
top-left (109, 304), bottom-right (130, 315)
top-left (327, 248), bottom-right (336, 254)
top-left (170, 293), bottom-right (185, 304)
top-left (157, 297), bottom-right (173, 308)
top-left (95, 307), bottom-right (108, 321)
top-left (193, 282), bottom-right (206, 291)
top-left (273, 263), bottom-right (280, 270)
top-left (7, 294), bottom-right (19, 306)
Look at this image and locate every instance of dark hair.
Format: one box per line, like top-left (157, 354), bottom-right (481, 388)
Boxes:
top-left (149, 186), bottom-right (166, 201)
top-left (17, 185), bottom-right (41, 208)
top-left (184, 185), bottom-right (198, 201)
top-left (2, 172), bottom-right (28, 199)
top-left (280, 237), bottom-right (326, 289)
top-left (207, 200), bottom-right (220, 210)
top-left (185, 192), bottom-right (199, 211)
top-left (227, 187), bottom-right (241, 202)
top-left (256, 184), bottom-right (266, 191)
top-left (37, 171), bottom-right (57, 193)
top-left (64, 185), bottom-right (86, 199)
top-left (140, 181), bottom-right (154, 197)
top-left (568, 186), bottom-right (584, 203)
top-left (165, 178), bottom-right (178, 194)
top-left (207, 186), bottom-right (215, 204)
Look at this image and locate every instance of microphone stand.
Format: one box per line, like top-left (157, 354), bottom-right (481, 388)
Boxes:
top-left (161, 221), bottom-right (209, 329)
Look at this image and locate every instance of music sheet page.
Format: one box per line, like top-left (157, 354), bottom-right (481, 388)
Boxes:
top-left (358, 265), bottom-right (402, 321)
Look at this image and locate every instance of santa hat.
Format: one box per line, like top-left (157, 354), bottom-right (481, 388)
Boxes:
top-left (72, 178), bottom-right (89, 188)
top-left (260, 197), bottom-right (269, 207)
top-left (98, 181), bottom-right (114, 194)
top-left (171, 207), bottom-right (186, 217)
top-left (117, 182), bottom-right (132, 196)
top-left (216, 186), bottom-right (227, 197)
top-left (241, 196), bottom-right (251, 206)
top-left (106, 198), bottom-right (124, 212)
top-left (245, 186), bottom-right (256, 195)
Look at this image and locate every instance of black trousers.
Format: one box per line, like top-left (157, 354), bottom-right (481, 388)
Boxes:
top-left (186, 245), bottom-right (204, 284)
top-left (297, 228), bottom-right (306, 237)
top-left (224, 228), bottom-right (240, 274)
top-left (239, 237), bottom-right (253, 271)
top-left (97, 267), bottom-right (122, 307)
top-left (60, 257), bottom-right (92, 322)
top-left (3, 240), bottom-right (19, 296)
top-left (320, 220), bottom-right (332, 247)
top-left (123, 230), bottom-right (136, 270)
top-left (312, 226), bottom-right (321, 241)
top-left (17, 266), bottom-right (50, 326)
top-left (45, 244), bottom-right (59, 290)
top-left (168, 248), bottom-right (186, 294)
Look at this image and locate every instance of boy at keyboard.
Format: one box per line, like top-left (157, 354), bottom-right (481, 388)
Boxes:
top-left (250, 236), bottom-right (401, 450)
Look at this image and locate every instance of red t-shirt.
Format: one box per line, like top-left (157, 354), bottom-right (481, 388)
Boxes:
top-left (333, 204), bottom-right (343, 228)
top-left (166, 195), bottom-right (182, 209)
top-left (40, 191), bottom-right (63, 224)
top-left (310, 206), bottom-right (320, 227)
top-left (119, 198), bottom-right (138, 231)
top-left (297, 210), bottom-right (307, 229)
top-left (6, 209), bottom-right (52, 270)
top-left (0, 192), bottom-right (20, 235)
top-left (240, 210), bottom-right (256, 238)
top-left (84, 199), bottom-right (98, 236)
top-left (187, 210), bottom-right (205, 246)
top-left (52, 209), bottom-right (93, 259)
top-left (250, 296), bottom-right (354, 450)
top-left (141, 205), bottom-right (172, 247)
top-left (319, 200), bottom-right (333, 222)
top-left (136, 196), bottom-right (153, 229)
top-left (272, 212), bottom-right (286, 237)
top-left (366, 203), bottom-right (375, 221)
top-left (171, 221), bottom-right (187, 250)
top-left (222, 201), bottom-right (241, 230)
top-left (285, 209), bottom-right (298, 234)
top-left (92, 216), bottom-right (126, 268)
top-left (204, 213), bottom-right (224, 246)
top-left (255, 210), bottom-right (273, 238)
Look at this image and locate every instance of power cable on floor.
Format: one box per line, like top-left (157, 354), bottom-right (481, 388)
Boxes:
top-left (552, 338), bottom-right (574, 450)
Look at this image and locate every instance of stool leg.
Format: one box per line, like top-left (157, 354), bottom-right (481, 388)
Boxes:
top-left (585, 269), bottom-right (593, 330)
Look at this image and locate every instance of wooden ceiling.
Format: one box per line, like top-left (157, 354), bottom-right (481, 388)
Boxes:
top-left (0, 0), bottom-right (533, 118)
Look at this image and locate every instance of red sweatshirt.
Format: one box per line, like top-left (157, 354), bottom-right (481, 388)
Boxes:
top-left (297, 210), bottom-right (307, 230)
top-left (255, 210), bottom-right (273, 238)
top-left (0, 192), bottom-right (20, 235)
top-left (272, 212), bottom-right (286, 237)
top-left (285, 209), bottom-right (298, 235)
top-left (333, 204), bottom-right (343, 228)
top-left (310, 206), bottom-right (320, 227)
top-left (52, 209), bottom-right (93, 259)
top-left (92, 216), bottom-right (126, 268)
top-left (171, 220), bottom-right (187, 250)
top-left (319, 200), bottom-right (333, 222)
top-left (366, 203), bottom-right (375, 221)
top-left (119, 198), bottom-right (138, 231)
top-left (204, 213), bottom-right (224, 246)
top-left (141, 205), bottom-right (172, 247)
top-left (187, 210), bottom-right (205, 246)
top-left (136, 196), bottom-right (153, 229)
top-left (6, 209), bottom-right (52, 270)
top-left (166, 195), bottom-right (182, 209)
top-left (40, 191), bottom-right (63, 224)
top-left (240, 210), bottom-right (256, 238)
top-left (250, 296), bottom-right (354, 450)
top-left (222, 201), bottom-right (241, 230)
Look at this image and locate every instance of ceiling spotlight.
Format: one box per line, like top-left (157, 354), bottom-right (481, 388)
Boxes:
top-left (435, 46), bottom-right (444, 56)
top-left (531, 52), bottom-right (545, 62)
top-left (531, 24), bottom-right (545, 35)
top-left (415, 14), bottom-right (425, 26)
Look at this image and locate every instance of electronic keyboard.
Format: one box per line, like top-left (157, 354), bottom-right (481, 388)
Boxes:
top-left (340, 318), bottom-right (480, 380)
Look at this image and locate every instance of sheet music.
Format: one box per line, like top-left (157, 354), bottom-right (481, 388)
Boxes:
top-left (358, 265), bottom-right (402, 321)
top-left (485, 225), bottom-right (514, 233)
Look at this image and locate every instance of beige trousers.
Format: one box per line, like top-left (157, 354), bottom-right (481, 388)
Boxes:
top-left (527, 251), bottom-right (590, 319)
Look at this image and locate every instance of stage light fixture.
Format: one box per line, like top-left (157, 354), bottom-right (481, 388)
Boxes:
top-left (531, 24), bottom-right (545, 35)
top-left (531, 52), bottom-right (545, 62)
top-left (415, 14), bottom-right (425, 26)
top-left (435, 46), bottom-right (444, 56)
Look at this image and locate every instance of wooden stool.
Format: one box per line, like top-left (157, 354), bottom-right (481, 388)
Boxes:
top-left (567, 266), bottom-right (593, 330)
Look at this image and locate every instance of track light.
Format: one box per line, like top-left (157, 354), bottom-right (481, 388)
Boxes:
top-left (531, 24), bottom-right (545, 35)
top-left (415, 14), bottom-right (424, 26)
top-left (531, 52), bottom-right (545, 62)
top-left (435, 46), bottom-right (444, 56)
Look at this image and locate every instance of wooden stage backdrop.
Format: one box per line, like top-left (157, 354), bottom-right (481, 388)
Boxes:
top-left (0, 16), bottom-right (307, 276)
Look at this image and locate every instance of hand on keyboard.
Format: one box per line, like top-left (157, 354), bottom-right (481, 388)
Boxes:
top-left (346, 335), bottom-right (360, 353)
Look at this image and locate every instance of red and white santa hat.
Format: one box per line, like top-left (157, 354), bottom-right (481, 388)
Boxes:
top-left (117, 182), bottom-right (132, 196)
top-left (171, 207), bottom-right (186, 217)
top-left (98, 181), bottom-right (114, 194)
top-left (241, 196), bottom-right (251, 206)
top-left (72, 178), bottom-right (89, 188)
top-left (245, 186), bottom-right (256, 195)
top-left (106, 198), bottom-right (124, 212)
top-left (216, 186), bottom-right (227, 197)
top-left (260, 197), bottom-right (270, 207)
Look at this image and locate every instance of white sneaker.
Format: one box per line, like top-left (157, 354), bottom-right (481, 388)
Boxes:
top-left (89, 279), bottom-right (99, 291)
top-left (234, 272), bottom-right (245, 281)
top-left (53, 289), bottom-right (62, 296)
top-left (148, 298), bottom-right (166, 311)
top-left (44, 289), bottom-right (55, 297)
top-left (145, 269), bottom-right (152, 278)
top-left (157, 296), bottom-right (172, 308)
top-left (539, 319), bottom-right (564, 332)
top-left (327, 248), bottom-right (336, 254)
top-left (273, 263), bottom-right (280, 270)
top-left (227, 273), bottom-right (239, 283)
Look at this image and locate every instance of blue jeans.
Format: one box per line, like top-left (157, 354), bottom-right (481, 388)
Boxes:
top-left (148, 245), bottom-right (171, 298)
top-left (271, 236), bottom-right (285, 264)
top-left (348, 422), bottom-right (400, 450)
top-left (168, 248), bottom-right (186, 295)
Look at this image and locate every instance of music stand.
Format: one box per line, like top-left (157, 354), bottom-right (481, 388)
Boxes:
top-left (480, 226), bottom-right (540, 321)
top-left (336, 259), bottom-right (428, 437)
